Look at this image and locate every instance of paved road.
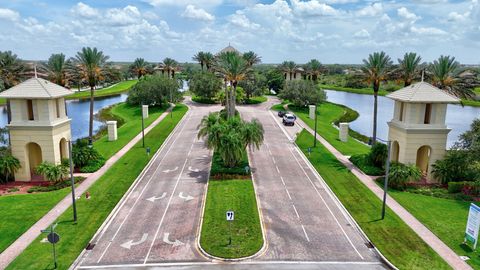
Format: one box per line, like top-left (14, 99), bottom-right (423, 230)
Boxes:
top-left (75, 98), bottom-right (388, 270)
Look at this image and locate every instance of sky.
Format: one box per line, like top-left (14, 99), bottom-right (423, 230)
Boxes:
top-left (0, 0), bottom-right (479, 64)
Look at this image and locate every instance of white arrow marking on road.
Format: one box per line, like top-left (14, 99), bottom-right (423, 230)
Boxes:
top-left (179, 192), bottom-right (194, 201)
top-left (146, 192), bottom-right (167, 202)
top-left (188, 166), bottom-right (199, 172)
top-left (120, 233), bottom-right (148, 249)
top-left (163, 233), bottom-right (184, 247)
top-left (162, 167), bottom-right (178, 173)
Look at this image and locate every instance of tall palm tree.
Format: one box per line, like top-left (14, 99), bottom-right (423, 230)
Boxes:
top-left (214, 51), bottom-right (250, 118)
top-left (192, 51), bottom-right (206, 71)
top-left (279, 61), bottom-right (297, 80)
top-left (243, 51), bottom-right (262, 67)
top-left (65, 57), bottom-right (83, 91)
top-left (430, 55), bottom-right (476, 99)
top-left (161, 57), bottom-right (178, 78)
top-left (204, 52), bottom-right (214, 71)
top-left (130, 58), bottom-right (149, 79)
top-left (397, 52), bottom-right (422, 87)
top-left (0, 51), bottom-right (25, 90)
top-left (75, 47), bottom-right (109, 145)
top-left (305, 59), bottom-right (323, 82)
top-left (47, 53), bottom-right (68, 86)
top-left (362, 51), bottom-right (392, 144)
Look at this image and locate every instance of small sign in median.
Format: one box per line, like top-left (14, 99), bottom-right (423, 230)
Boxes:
top-left (465, 203), bottom-right (480, 249)
top-left (226, 210), bottom-right (234, 221)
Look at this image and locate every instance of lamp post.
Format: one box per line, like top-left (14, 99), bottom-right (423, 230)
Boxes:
top-left (141, 103), bottom-right (145, 148)
top-left (68, 140), bottom-right (77, 222)
top-left (371, 138), bottom-right (392, 220)
top-left (314, 104), bottom-right (318, 147)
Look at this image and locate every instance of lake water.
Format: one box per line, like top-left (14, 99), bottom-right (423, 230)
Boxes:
top-left (0, 94), bottom-right (128, 141)
top-left (324, 90), bottom-right (480, 148)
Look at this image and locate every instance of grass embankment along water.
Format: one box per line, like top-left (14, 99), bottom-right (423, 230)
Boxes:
top-left (200, 152), bottom-right (263, 259)
top-left (66, 80), bottom-right (138, 100)
top-left (191, 95), bottom-right (267, 105)
top-left (6, 105), bottom-right (188, 270)
top-left (295, 130), bottom-right (450, 269)
top-left (319, 83), bottom-right (480, 108)
top-left (390, 190), bottom-right (480, 269)
top-left (271, 102), bottom-right (370, 156)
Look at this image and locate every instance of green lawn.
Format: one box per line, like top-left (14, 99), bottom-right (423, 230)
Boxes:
top-left (93, 103), bottom-right (166, 159)
top-left (66, 80), bottom-right (138, 100)
top-left (296, 130), bottom-right (450, 269)
top-left (7, 105), bottom-right (187, 270)
top-left (200, 179), bottom-right (263, 258)
top-left (0, 189), bottom-right (70, 253)
top-left (272, 102), bottom-right (370, 156)
top-left (245, 96), bottom-right (267, 104)
top-left (390, 190), bottom-right (480, 269)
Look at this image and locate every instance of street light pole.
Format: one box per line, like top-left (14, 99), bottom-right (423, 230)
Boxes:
top-left (313, 104), bottom-right (318, 147)
top-left (141, 103), bottom-right (145, 148)
top-left (380, 139), bottom-right (392, 220)
top-left (68, 140), bottom-right (77, 222)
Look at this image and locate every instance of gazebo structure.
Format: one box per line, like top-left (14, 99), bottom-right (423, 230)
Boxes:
top-left (386, 81), bottom-right (460, 180)
top-left (0, 77), bottom-right (73, 181)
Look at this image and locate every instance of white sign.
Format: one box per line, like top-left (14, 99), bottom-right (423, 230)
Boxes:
top-left (465, 203), bottom-right (480, 249)
top-left (226, 211), bottom-right (234, 221)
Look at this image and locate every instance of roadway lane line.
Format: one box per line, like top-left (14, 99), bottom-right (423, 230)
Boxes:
top-left (292, 204), bottom-right (300, 219)
top-left (94, 111), bottom-right (193, 263)
top-left (301, 225), bottom-right (310, 242)
top-left (287, 145), bottom-right (365, 260)
top-left (143, 155), bottom-right (191, 264)
top-left (285, 188), bottom-right (292, 200)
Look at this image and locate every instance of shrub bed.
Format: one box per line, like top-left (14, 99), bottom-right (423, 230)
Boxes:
top-left (210, 151), bottom-right (250, 179)
top-left (192, 96), bottom-right (218, 104)
top-left (349, 154), bottom-right (384, 176)
top-left (27, 177), bottom-right (86, 193)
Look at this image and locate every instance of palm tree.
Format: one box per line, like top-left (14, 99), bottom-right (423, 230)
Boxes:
top-left (130, 58), bottom-right (149, 79)
top-left (241, 118), bottom-right (264, 150)
top-left (204, 52), bottom-right (214, 71)
top-left (279, 61), bottom-right (297, 80)
top-left (193, 52), bottom-right (206, 71)
top-left (305, 59), bottom-right (323, 82)
top-left (397, 52), bottom-right (422, 87)
top-left (0, 154), bottom-right (20, 183)
top-left (214, 51), bottom-right (250, 118)
top-left (0, 51), bottom-right (25, 90)
top-left (362, 51), bottom-right (392, 144)
top-left (47, 53), bottom-right (68, 86)
top-left (65, 58), bottom-right (83, 91)
top-left (243, 51), bottom-right (262, 67)
top-left (161, 57), bottom-right (178, 78)
top-left (75, 47), bottom-right (110, 145)
top-left (429, 55), bottom-right (476, 99)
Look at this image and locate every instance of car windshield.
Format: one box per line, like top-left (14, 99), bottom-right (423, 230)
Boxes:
top-left (286, 116), bottom-right (295, 119)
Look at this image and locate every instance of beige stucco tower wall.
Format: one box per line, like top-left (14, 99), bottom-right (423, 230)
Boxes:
top-left (386, 82), bottom-right (460, 181)
top-left (0, 78), bottom-right (73, 181)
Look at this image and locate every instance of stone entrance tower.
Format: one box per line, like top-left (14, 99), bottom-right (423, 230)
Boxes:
top-left (0, 77), bottom-right (73, 181)
top-left (386, 82), bottom-right (460, 180)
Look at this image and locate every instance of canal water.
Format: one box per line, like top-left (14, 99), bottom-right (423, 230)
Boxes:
top-left (324, 90), bottom-right (480, 148)
top-left (0, 94), bottom-right (128, 141)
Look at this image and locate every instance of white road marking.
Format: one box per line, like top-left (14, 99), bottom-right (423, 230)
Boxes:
top-left (275, 165), bottom-right (280, 173)
top-left (146, 192), bottom-right (167, 202)
top-left (188, 166), bottom-right (200, 172)
top-left (288, 146), bottom-right (365, 260)
top-left (285, 188), bottom-right (292, 200)
top-left (162, 167), bottom-right (178, 173)
top-left (96, 242), bottom-right (112, 263)
top-left (280, 176), bottom-right (286, 186)
top-left (178, 192), bottom-right (194, 201)
top-left (163, 233), bottom-right (185, 247)
top-left (292, 204), bottom-right (300, 219)
top-left (301, 225), bottom-right (311, 242)
top-left (143, 157), bottom-right (190, 264)
top-left (120, 233), bottom-right (148, 250)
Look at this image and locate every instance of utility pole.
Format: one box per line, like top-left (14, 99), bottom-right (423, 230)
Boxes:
top-left (68, 140), bottom-right (77, 222)
top-left (313, 104), bottom-right (318, 147)
top-left (141, 103), bottom-right (145, 148)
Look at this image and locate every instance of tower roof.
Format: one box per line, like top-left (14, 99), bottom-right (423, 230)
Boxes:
top-left (218, 44), bottom-right (240, 55)
top-left (386, 81), bottom-right (460, 103)
top-left (0, 77), bottom-right (73, 99)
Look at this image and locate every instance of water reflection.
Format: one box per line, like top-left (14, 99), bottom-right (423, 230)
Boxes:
top-left (324, 90), bottom-right (480, 148)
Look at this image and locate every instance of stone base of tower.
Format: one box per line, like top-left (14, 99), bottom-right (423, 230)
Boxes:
top-left (10, 120), bottom-right (71, 182)
top-left (388, 122), bottom-right (450, 182)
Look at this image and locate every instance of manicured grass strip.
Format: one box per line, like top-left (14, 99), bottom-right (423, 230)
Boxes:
top-left (245, 96), bottom-right (267, 104)
top-left (0, 189), bottom-right (70, 253)
top-left (6, 105), bottom-right (188, 270)
top-left (93, 103), bottom-right (166, 159)
top-left (296, 130), bottom-right (450, 269)
top-left (66, 80), bottom-right (138, 100)
top-left (272, 102), bottom-right (370, 156)
top-left (200, 179), bottom-right (263, 259)
top-left (390, 190), bottom-right (480, 269)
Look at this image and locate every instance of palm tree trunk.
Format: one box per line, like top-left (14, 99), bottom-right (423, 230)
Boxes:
top-left (88, 85), bottom-right (94, 145)
top-left (224, 80), bottom-right (229, 114)
top-left (231, 82), bottom-right (237, 117)
top-left (372, 85), bottom-right (378, 144)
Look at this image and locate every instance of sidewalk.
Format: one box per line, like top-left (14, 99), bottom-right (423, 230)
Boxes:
top-left (295, 116), bottom-right (472, 270)
top-left (0, 106), bottom-right (173, 270)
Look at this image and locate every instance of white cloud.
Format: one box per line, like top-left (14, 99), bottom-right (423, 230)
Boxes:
top-left (397, 7), bottom-right (420, 21)
top-left (290, 0), bottom-right (339, 16)
top-left (146, 0), bottom-right (222, 7)
top-left (182, 5), bottom-right (215, 21)
top-left (71, 2), bottom-right (99, 18)
top-left (411, 26), bottom-right (447, 35)
top-left (354, 29), bottom-right (370, 38)
top-left (228, 13), bottom-right (259, 29)
top-left (0, 8), bottom-right (20, 21)
top-left (104, 5), bottom-right (142, 26)
top-left (355, 3), bottom-right (383, 17)
top-left (448, 11), bottom-right (469, 22)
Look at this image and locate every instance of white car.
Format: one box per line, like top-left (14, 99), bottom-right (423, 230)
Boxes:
top-left (282, 113), bottom-right (296, 126)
